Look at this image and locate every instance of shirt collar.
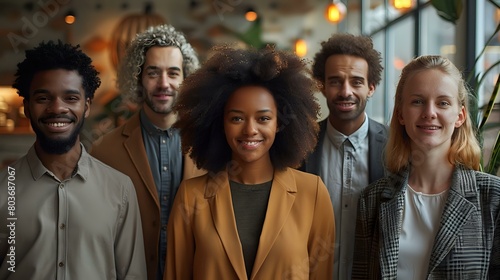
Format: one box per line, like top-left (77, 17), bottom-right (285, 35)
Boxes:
top-left (325, 113), bottom-right (369, 150)
top-left (140, 108), bottom-right (174, 137)
top-left (27, 143), bottom-right (89, 182)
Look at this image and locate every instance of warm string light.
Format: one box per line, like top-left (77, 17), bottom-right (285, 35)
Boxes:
top-left (392, 0), bottom-right (414, 11)
top-left (295, 39), bottom-right (307, 57)
top-left (65, 10), bottom-right (76, 24)
top-left (245, 10), bottom-right (258, 22)
top-left (324, 1), bottom-right (347, 23)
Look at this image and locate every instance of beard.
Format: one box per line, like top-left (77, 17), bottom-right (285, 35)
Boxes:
top-left (143, 88), bottom-right (178, 115)
top-left (329, 96), bottom-right (367, 121)
top-left (31, 114), bottom-right (84, 155)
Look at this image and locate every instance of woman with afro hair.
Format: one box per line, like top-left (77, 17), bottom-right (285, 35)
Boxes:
top-left (165, 46), bottom-right (335, 280)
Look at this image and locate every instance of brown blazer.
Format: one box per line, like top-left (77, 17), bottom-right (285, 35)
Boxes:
top-left (165, 168), bottom-right (335, 280)
top-left (90, 112), bottom-right (204, 280)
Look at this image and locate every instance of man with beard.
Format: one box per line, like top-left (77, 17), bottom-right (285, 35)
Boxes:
top-left (91, 24), bottom-right (203, 280)
top-left (300, 33), bottom-right (388, 279)
top-left (0, 41), bottom-right (146, 279)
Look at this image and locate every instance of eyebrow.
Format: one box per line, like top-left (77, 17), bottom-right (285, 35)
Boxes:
top-left (145, 65), bottom-right (182, 72)
top-left (32, 89), bottom-right (82, 95)
top-left (227, 109), bottom-right (275, 114)
top-left (326, 75), bottom-right (365, 81)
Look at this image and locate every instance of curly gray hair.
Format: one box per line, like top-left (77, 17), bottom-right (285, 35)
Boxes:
top-left (117, 24), bottom-right (199, 103)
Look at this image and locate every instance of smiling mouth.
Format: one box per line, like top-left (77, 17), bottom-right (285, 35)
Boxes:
top-left (417, 125), bottom-right (441, 130)
top-left (46, 122), bottom-right (70, 127)
top-left (240, 140), bottom-right (262, 146)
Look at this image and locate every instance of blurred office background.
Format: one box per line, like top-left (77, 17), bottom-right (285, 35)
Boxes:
top-left (0, 0), bottom-right (498, 171)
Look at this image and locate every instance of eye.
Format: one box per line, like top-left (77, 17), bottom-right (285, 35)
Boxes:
top-left (35, 96), bottom-right (49, 103)
top-left (329, 80), bottom-right (340, 86)
top-left (258, 116), bottom-right (271, 122)
top-left (411, 99), bottom-right (424, 105)
top-left (438, 100), bottom-right (451, 107)
top-left (353, 80), bottom-right (364, 86)
top-left (168, 71), bottom-right (181, 78)
top-left (66, 95), bottom-right (80, 102)
top-left (230, 116), bottom-right (243, 122)
top-left (147, 71), bottom-right (160, 78)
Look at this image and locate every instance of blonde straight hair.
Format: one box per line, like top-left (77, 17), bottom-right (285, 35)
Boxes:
top-left (386, 55), bottom-right (481, 174)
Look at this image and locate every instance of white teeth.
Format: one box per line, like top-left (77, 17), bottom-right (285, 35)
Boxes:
top-left (48, 123), bottom-right (68, 127)
top-left (242, 141), bottom-right (260, 146)
top-left (420, 126), bottom-right (439, 130)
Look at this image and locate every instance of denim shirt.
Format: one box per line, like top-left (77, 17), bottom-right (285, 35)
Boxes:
top-left (140, 110), bottom-right (182, 278)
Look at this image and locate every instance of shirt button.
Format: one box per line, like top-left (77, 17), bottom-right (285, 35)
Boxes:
top-left (59, 183), bottom-right (64, 189)
top-left (163, 195), bottom-right (168, 201)
top-left (162, 225), bottom-right (167, 231)
top-left (60, 223), bottom-right (65, 229)
top-left (162, 139), bottom-right (166, 144)
top-left (59, 262), bottom-right (64, 267)
top-left (163, 166), bottom-right (168, 171)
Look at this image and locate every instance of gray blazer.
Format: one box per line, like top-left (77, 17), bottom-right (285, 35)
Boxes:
top-left (353, 165), bottom-right (500, 279)
top-left (301, 118), bottom-right (388, 184)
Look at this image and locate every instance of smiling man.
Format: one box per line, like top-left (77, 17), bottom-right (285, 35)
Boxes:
top-left (90, 24), bottom-right (204, 280)
top-left (300, 33), bottom-right (388, 280)
top-left (0, 41), bottom-right (146, 279)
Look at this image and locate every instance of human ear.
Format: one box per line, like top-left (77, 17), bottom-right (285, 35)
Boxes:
top-left (23, 99), bottom-right (30, 119)
top-left (84, 97), bottom-right (91, 118)
top-left (455, 105), bottom-right (466, 128)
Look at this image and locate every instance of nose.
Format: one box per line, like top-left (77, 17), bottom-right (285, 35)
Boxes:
top-left (339, 80), bottom-right (353, 98)
top-left (47, 97), bottom-right (69, 114)
top-left (422, 103), bottom-right (437, 119)
top-left (158, 72), bottom-right (179, 91)
top-left (243, 119), bottom-right (258, 136)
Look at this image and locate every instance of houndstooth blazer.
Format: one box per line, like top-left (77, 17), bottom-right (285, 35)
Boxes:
top-left (352, 164), bottom-right (500, 279)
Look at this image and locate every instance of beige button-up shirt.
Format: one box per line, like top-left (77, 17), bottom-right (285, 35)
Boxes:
top-left (0, 145), bottom-right (146, 279)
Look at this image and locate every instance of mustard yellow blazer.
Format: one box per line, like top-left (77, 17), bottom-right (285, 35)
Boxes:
top-left (165, 168), bottom-right (335, 280)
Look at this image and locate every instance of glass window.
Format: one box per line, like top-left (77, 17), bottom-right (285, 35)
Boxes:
top-left (371, 16), bottom-right (414, 123)
top-left (480, 1), bottom-right (500, 106)
top-left (420, 6), bottom-right (456, 60)
top-left (366, 33), bottom-right (386, 124)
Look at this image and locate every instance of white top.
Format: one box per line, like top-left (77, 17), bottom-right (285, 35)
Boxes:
top-left (319, 115), bottom-right (369, 280)
top-left (397, 184), bottom-right (448, 280)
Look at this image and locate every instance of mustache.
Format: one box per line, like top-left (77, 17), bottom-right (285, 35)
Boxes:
top-left (334, 97), bottom-right (358, 102)
top-left (40, 114), bottom-right (76, 122)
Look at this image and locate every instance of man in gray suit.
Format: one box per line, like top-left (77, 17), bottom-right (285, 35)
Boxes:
top-left (300, 33), bottom-right (388, 280)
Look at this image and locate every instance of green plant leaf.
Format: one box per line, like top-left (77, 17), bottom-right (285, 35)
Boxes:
top-left (430, 0), bottom-right (463, 24)
top-left (489, 0), bottom-right (500, 9)
top-left (479, 75), bottom-right (500, 130)
top-left (486, 130), bottom-right (500, 175)
top-left (467, 22), bottom-right (500, 82)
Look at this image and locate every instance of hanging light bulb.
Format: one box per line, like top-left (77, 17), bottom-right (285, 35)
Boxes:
top-left (65, 10), bottom-right (76, 24)
top-left (295, 39), bottom-right (307, 57)
top-left (324, 1), bottom-right (347, 23)
top-left (245, 8), bottom-right (258, 22)
top-left (391, 0), bottom-right (414, 11)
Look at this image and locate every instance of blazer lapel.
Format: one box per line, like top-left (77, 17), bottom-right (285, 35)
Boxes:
top-left (427, 166), bottom-right (477, 273)
top-left (251, 168), bottom-right (296, 279)
top-left (205, 171), bottom-right (247, 280)
top-left (378, 181), bottom-right (405, 278)
top-left (368, 119), bottom-right (387, 183)
top-left (304, 120), bottom-right (327, 175)
top-left (122, 113), bottom-right (159, 205)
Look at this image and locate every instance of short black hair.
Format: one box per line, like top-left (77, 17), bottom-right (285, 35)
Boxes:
top-left (175, 46), bottom-right (321, 173)
top-left (312, 33), bottom-right (383, 87)
top-left (13, 40), bottom-right (101, 100)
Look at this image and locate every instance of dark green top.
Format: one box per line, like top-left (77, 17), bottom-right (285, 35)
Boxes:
top-left (229, 180), bottom-right (272, 279)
